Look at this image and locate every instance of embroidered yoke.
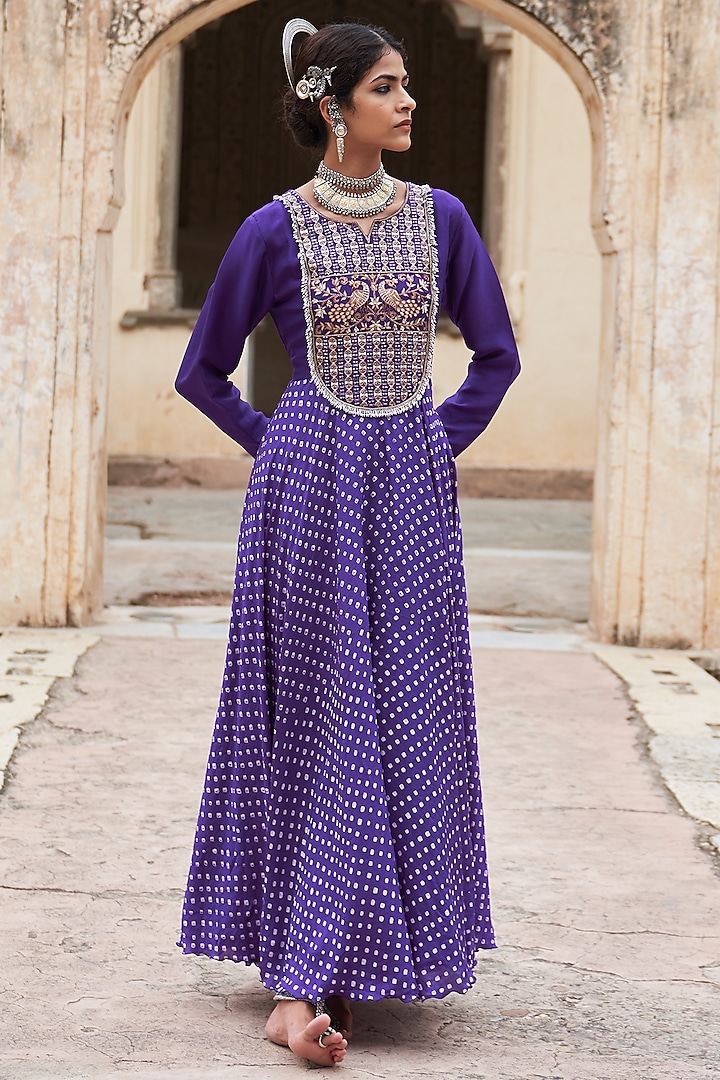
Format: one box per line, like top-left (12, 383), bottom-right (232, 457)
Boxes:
top-left (278, 184), bottom-right (438, 416)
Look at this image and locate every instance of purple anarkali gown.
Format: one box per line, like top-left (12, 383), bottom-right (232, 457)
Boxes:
top-left (175, 183), bottom-right (520, 1003)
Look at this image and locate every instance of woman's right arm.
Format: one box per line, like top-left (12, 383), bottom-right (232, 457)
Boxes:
top-left (175, 213), bottom-right (274, 457)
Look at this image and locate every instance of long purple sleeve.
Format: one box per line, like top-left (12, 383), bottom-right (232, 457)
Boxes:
top-left (175, 214), bottom-right (274, 457)
top-left (434, 192), bottom-right (520, 458)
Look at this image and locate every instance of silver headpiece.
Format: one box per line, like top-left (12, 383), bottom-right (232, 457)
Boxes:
top-left (282, 17), bottom-right (335, 102)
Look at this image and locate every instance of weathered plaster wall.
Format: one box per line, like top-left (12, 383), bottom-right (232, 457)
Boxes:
top-left (1, 0), bottom-right (720, 648)
top-left (0, 2), bottom-right (56, 623)
top-left (589, 0), bottom-right (720, 648)
top-left (456, 32), bottom-right (602, 468)
top-left (106, 64), bottom-right (246, 458)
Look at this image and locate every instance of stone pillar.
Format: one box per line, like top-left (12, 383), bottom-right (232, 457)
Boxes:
top-left (145, 45), bottom-right (183, 310)
top-left (479, 18), bottom-right (513, 274)
top-left (0, 0), bottom-right (80, 625)
top-left (589, 0), bottom-right (720, 648)
top-left (443, 5), bottom-right (514, 278)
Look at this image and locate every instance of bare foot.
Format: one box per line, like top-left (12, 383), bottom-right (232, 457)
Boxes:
top-left (265, 1000), bottom-right (348, 1066)
top-left (326, 995), bottom-right (353, 1040)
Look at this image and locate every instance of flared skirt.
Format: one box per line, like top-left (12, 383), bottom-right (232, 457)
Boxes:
top-left (178, 378), bottom-right (495, 1001)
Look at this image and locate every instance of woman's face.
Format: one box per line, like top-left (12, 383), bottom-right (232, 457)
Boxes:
top-left (339, 49), bottom-right (416, 154)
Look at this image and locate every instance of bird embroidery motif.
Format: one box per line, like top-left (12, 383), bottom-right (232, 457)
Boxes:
top-left (377, 279), bottom-right (426, 322)
top-left (315, 280), bottom-right (370, 329)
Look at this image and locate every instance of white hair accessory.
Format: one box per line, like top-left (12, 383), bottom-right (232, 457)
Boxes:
top-left (282, 18), bottom-right (335, 101)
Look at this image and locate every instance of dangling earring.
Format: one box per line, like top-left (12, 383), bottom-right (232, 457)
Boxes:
top-left (327, 97), bottom-right (348, 163)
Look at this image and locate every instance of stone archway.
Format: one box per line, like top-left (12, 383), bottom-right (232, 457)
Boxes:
top-left (105, 0), bottom-right (615, 631)
top-left (1, 0), bottom-right (719, 648)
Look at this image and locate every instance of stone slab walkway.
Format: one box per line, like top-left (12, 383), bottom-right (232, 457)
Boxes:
top-left (1, 637), bottom-right (719, 1079)
top-left (104, 489), bottom-right (593, 619)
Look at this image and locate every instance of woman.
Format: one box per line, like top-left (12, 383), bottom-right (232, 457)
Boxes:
top-left (175, 18), bottom-right (520, 1068)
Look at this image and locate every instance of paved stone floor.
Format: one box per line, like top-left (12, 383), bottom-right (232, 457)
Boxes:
top-left (105, 488), bottom-right (593, 620)
top-left (1, 636), bottom-right (719, 1079)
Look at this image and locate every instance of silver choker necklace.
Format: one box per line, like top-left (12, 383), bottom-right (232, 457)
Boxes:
top-left (313, 161), bottom-right (396, 218)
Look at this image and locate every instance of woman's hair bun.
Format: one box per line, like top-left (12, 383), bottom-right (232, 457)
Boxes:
top-left (282, 22), bottom-right (407, 152)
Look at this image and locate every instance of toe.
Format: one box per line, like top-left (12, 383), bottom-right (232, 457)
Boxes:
top-left (306, 1013), bottom-right (341, 1043)
top-left (306, 1013), bottom-right (330, 1033)
top-left (287, 1012), bottom-right (348, 1067)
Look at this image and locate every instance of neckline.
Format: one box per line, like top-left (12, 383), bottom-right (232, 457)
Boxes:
top-left (289, 181), bottom-right (412, 240)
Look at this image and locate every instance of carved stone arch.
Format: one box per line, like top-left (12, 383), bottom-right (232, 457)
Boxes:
top-left (107, 0), bottom-right (613, 255)
top-left (105, 0), bottom-right (259, 233)
top-left (103, 0), bottom-right (615, 630)
top-left (454, 0), bottom-right (613, 256)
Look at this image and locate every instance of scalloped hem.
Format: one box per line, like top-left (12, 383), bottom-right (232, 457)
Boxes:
top-left (176, 938), bottom-right (497, 1003)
